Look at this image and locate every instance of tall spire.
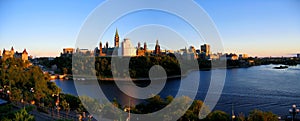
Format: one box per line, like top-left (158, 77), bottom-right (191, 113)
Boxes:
top-left (115, 28), bottom-right (119, 38)
top-left (114, 28), bottom-right (119, 47)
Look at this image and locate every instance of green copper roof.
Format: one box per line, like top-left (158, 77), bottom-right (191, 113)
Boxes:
top-left (115, 28), bottom-right (119, 37)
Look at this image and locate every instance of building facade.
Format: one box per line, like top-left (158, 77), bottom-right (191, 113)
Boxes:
top-left (136, 42), bottom-right (147, 56)
top-left (201, 44), bottom-right (210, 56)
top-left (63, 48), bottom-right (74, 54)
top-left (121, 38), bottom-right (136, 56)
top-left (14, 49), bottom-right (28, 61)
top-left (239, 54), bottom-right (249, 59)
top-left (2, 47), bottom-right (28, 61)
top-left (61, 48), bottom-right (74, 57)
top-left (94, 29), bottom-right (120, 57)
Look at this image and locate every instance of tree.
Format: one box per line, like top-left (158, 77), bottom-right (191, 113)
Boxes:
top-left (61, 99), bottom-right (69, 111)
top-left (236, 112), bottom-right (246, 121)
top-left (205, 110), bottom-right (230, 121)
top-left (62, 68), bottom-right (68, 75)
top-left (14, 108), bottom-right (35, 121)
top-left (0, 58), bottom-right (61, 107)
top-left (179, 100), bottom-right (210, 121)
top-left (247, 109), bottom-right (278, 121)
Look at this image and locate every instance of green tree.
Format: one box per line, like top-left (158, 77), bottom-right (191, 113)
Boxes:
top-left (0, 58), bottom-right (61, 107)
top-left (236, 112), bottom-right (246, 121)
top-left (247, 109), bottom-right (278, 121)
top-left (62, 68), bottom-right (68, 75)
top-left (61, 99), bottom-right (69, 111)
top-left (179, 100), bottom-right (210, 121)
top-left (205, 110), bottom-right (230, 121)
top-left (14, 108), bottom-right (35, 121)
top-left (79, 96), bottom-right (103, 115)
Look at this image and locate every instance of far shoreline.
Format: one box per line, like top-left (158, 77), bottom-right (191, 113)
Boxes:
top-left (55, 64), bottom-right (299, 82)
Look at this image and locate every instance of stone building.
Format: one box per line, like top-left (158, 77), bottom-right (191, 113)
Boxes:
top-left (154, 40), bottom-right (161, 55)
top-left (2, 47), bottom-right (28, 61)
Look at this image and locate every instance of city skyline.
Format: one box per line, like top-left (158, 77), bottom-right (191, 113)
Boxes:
top-left (1, 0), bottom-right (300, 57)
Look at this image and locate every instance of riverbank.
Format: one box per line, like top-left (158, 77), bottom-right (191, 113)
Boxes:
top-left (52, 64), bottom-right (300, 117)
top-left (63, 63), bottom-right (299, 82)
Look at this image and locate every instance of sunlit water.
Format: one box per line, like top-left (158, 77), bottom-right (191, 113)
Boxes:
top-left (52, 64), bottom-right (300, 116)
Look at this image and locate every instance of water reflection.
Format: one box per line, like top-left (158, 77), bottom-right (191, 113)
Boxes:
top-left (53, 64), bottom-right (300, 115)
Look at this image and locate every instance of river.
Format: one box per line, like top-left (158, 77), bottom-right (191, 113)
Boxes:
top-left (52, 64), bottom-right (300, 116)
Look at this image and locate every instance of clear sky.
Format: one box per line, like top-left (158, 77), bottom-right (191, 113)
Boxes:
top-left (0, 0), bottom-right (299, 57)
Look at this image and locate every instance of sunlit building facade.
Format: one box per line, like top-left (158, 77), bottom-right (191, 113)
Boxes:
top-left (2, 47), bottom-right (28, 61)
top-left (201, 44), bottom-right (211, 56)
top-left (120, 38), bottom-right (136, 57)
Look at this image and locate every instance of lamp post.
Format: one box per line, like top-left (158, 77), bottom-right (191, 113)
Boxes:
top-left (21, 98), bottom-right (24, 108)
top-left (6, 90), bottom-right (10, 101)
top-left (231, 103), bottom-right (235, 121)
top-left (289, 104), bottom-right (300, 121)
top-left (66, 103), bottom-right (70, 119)
top-left (30, 88), bottom-right (35, 105)
top-left (56, 94), bottom-right (60, 118)
top-left (0, 88), bottom-right (3, 98)
top-left (124, 107), bottom-right (130, 121)
top-left (52, 93), bottom-right (60, 118)
top-left (124, 99), bottom-right (131, 121)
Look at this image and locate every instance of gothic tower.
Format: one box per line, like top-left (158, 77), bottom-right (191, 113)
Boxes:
top-left (154, 40), bottom-right (160, 55)
top-left (11, 46), bottom-right (15, 56)
top-left (144, 42), bottom-right (147, 52)
top-left (105, 42), bottom-right (109, 53)
top-left (114, 29), bottom-right (119, 47)
top-left (138, 42), bottom-right (141, 49)
top-left (99, 42), bottom-right (103, 54)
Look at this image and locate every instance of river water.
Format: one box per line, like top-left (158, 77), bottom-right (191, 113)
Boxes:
top-left (52, 64), bottom-right (300, 116)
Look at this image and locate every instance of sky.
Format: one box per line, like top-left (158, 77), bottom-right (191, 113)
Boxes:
top-left (0, 0), bottom-right (299, 57)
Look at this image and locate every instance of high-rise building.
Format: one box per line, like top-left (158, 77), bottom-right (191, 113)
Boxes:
top-left (297, 54), bottom-right (300, 58)
top-left (201, 44), bottom-right (210, 56)
top-left (121, 38), bottom-right (135, 56)
top-left (114, 29), bottom-right (119, 47)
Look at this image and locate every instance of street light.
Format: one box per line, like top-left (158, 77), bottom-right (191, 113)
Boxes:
top-left (30, 88), bottom-right (35, 105)
top-left (124, 99), bottom-right (131, 121)
top-left (66, 103), bottom-right (70, 119)
top-left (52, 93), bottom-right (60, 118)
top-left (231, 103), bottom-right (235, 121)
top-left (289, 104), bottom-right (300, 121)
top-left (124, 107), bottom-right (131, 121)
top-left (30, 88), bottom-right (34, 93)
top-left (232, 115), bottom-right (236, 120)
top-left (6, 90), bottom-right (10, 101)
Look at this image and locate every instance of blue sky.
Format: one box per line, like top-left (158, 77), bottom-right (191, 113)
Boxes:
top-left (0, 0), bottom-right (299, 57)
